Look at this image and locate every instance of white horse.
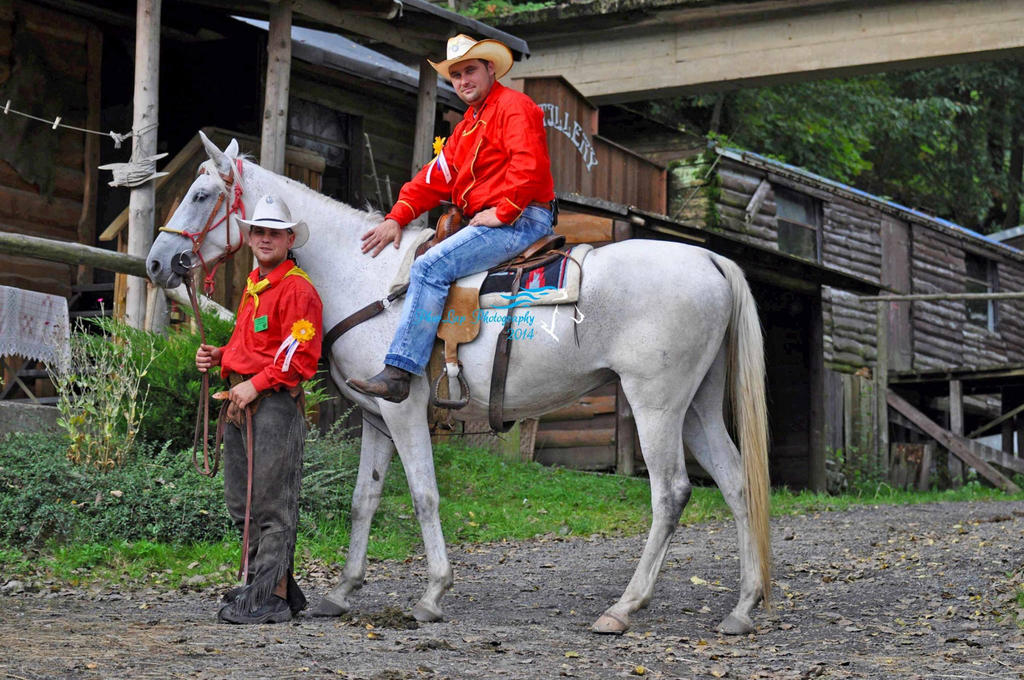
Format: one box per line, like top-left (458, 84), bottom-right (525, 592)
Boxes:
top-left (146, 132), bottom-right (772, 635)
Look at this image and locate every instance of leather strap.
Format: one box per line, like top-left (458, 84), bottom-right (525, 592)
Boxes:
top-left (488, 268), bottom-right (523, 433)
top-left (322, 284), bottom-right (408, 355)
top-left (240, 404), bottom-right (254, 582)
top-left (184, 273), bottom-right (219, 477)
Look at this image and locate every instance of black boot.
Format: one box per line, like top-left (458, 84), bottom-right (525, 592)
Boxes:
top-left (346, 365), bottom-right (411, 403)
top-left (223, 573), bottom-right (306, 616)
top-left (218, 594), bottom-right (291, 624)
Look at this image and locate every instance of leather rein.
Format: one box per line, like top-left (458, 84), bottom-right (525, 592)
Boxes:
top-left (164, 159), bottom-right (256, 582)
top-left (163, 158), bottom-right (249, 478)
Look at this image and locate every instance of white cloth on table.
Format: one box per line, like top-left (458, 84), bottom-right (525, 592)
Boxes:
top-left (0, 284), bottom-right (71, 371)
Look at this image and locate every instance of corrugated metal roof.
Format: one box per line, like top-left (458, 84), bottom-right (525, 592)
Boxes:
top-left (715, 146), bottom-right (1020, 255)
top-left (233, 17), bottom-right (463, 110)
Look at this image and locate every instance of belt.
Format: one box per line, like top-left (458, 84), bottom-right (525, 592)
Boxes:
top-left (528, 200), bottom-right (554, 211)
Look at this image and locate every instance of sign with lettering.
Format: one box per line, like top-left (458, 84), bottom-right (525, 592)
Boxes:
top-left (538, 103), bottom-right (599, 172)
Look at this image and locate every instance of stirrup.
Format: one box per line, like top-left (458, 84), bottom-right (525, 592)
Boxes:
top-left (432, 361), bottom-right (470, 409)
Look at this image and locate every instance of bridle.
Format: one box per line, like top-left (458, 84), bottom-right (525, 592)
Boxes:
top-left (159, 158), bottom-right (248, 294)
top-left (160, 157), bottom-right (248, 480)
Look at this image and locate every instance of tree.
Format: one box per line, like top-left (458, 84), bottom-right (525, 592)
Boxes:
top-left (641, 59), bottom-right (1024, 234)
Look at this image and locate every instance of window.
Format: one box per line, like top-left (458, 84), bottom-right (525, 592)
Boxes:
top-left (287, 98), bottom-right (362, 205)
top-left (774, 187), bottom-right (821, 261)
top-left (965, 253), bottom-right (997, 330)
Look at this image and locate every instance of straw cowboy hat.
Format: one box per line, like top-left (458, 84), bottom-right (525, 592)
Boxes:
top-left (428, 34), bottom-right (514, 80)
top-left (237, 194), bottom-right (309, 249)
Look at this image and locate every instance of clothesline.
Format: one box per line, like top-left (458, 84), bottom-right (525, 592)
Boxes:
top-left (2, 99), bottom-right (152, 149)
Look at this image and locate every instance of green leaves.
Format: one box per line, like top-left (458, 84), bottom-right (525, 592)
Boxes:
top-left (653, 59), bottom-right (1024, 233)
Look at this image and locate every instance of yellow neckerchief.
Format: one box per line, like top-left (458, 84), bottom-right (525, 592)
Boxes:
top-left (240, 261), bottom-right (313, 317)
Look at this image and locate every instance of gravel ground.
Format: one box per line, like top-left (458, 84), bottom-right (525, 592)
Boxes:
top-left (2, 500), bottom-right (1022, 679)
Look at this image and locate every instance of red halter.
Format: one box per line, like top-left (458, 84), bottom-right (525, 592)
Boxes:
top-left (159, 158), bottom-right (247, 294)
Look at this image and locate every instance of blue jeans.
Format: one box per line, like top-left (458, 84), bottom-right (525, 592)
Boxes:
top-left (385, 205), bottom-right (554, 375)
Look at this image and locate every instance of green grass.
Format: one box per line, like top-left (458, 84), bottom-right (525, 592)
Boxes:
top-left (3, 440), bottom-right (1021, 590)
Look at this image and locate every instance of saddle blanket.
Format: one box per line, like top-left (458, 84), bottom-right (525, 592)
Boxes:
top-left (459, 243), bottom-right (593, 309)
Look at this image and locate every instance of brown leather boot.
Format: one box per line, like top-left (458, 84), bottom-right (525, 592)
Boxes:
top-left (346, 365), bottom-right (411, 403)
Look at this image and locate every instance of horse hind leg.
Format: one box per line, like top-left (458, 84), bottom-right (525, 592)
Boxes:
top-left (683, 347), bottom-right (763, 634)
top-left (592, 376), bottom-right (693, 635)
top-left (310, 414), bottom-right (396, 617)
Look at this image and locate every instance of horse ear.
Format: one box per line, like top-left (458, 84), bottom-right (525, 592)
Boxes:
top-left (199, 130), bottom-right (231, 175)
top-left (225, 138), bottom-right (239, 159)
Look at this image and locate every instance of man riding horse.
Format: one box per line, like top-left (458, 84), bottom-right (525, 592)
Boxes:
top-left (347, 34), bottom-right (556, 403)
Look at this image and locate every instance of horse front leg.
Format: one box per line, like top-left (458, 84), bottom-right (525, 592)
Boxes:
top-left (310, 414), bottom-right (395, 617)
top-left (381, 399), bottom-right (453, 622)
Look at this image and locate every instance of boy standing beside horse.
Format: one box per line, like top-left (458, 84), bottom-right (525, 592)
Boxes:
top-left (195, 195), bottom-right (323, 624)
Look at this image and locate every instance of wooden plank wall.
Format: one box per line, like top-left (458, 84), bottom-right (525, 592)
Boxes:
top-left (716, 163), bottom-right (778, 247)
top-left (0, 1), bottom-right (99, 297)
top-left (523, 77), bottom-right (666, 214)
top-left (712, 155), bottom-right (1024, 374)
top-left (910, 226), bottom-right (1024, 371)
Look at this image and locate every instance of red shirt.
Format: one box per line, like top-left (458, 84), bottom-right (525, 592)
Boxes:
top-left (386, 81), bottom-right (555, 227)
top-left (220, 260), bottom-right (323, 392)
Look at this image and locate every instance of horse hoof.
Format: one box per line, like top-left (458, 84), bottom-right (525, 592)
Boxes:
top-left (411, 602), bottom-right (443, 623)
top-left (591, 611), bottom-right (629, 635)
top-left (307, 597), bottom-right (348, 618)
top-left (716, 612), bottom-right (754, 635)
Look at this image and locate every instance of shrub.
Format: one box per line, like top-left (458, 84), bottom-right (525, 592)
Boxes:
top-left (0, 433), bottom-right (230, 547)
top-left (137, 310), bottom-right (234, 449)
top-left (48, 316), bottom-right (160, 469)
top-left (0, 425), bottom-right (357, 549)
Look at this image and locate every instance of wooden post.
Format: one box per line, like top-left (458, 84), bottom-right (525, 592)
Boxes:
top-left (949, 379), bottom-right (964, 487)
top-left (409, 60), bottom-right (438, 228)
top-left (124, 0), bottom-right (161, 329)
top-left (874, 300), bottom-right (890, 476)
top-left (917, 442), bottom-right (934, 491)
top-left (519, 418), bottom-right (539, 463)
top-left (615, 383), bottom-right (635, 476)
top-left (807, 286), bottom-right (826, 492)
top-left (261, 1), bottom-right (293, 175)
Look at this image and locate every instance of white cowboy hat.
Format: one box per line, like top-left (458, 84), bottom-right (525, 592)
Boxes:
top-left (428, 34), bottom-right (514, 81)
top-left (237, 194), bottom-right (309, 249)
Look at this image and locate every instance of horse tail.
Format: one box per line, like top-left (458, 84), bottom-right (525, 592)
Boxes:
top-left (712, 253), bottom-right (772, 609)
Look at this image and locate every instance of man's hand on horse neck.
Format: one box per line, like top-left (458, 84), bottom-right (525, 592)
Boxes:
top-left (361, 219), bottom-right (403, 257)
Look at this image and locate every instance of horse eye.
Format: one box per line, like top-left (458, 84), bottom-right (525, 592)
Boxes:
top-left (192, 191), bottom-right (207, 203)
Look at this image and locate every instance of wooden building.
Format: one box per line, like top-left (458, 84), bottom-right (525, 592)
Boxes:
top-left (510, 78), bottom-right (1021, 492)
top-left (98, 18), bottom-right (468, 320)
top-left (0, 0), bottom-right (101, 299)
top-left (671, 147), bottom-right (1024, 490)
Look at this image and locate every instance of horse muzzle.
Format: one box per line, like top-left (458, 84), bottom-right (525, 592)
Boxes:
top-left (147, 249), bottom-right (192, 288)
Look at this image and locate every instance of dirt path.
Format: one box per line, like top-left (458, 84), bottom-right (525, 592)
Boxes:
top-left (3, 500), bottom-right (1023, 679)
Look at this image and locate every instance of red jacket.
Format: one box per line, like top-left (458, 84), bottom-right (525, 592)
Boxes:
top-left (386, 81), bottom-right (555, 227)
top-left (220, 260), bottom-right (323, 392)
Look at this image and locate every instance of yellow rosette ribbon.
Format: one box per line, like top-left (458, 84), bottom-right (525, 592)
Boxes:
top-left (274, 319), bottom-right (316, 372)
top-left (426, 136), bottom-right (451, 185)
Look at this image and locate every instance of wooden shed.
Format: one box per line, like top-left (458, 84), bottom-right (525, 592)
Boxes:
top-left (672, 147), bottom-right (1024, 490)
